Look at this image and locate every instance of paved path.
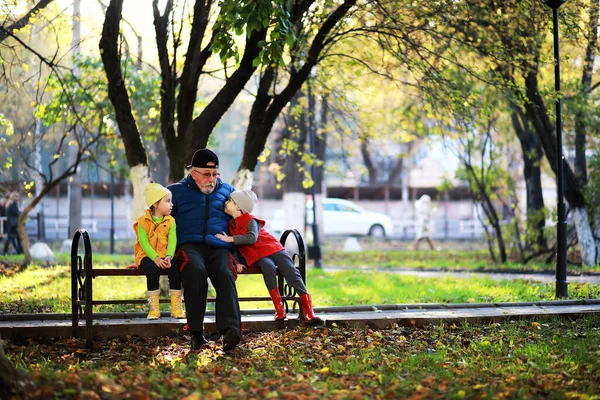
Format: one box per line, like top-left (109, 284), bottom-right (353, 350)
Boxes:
top-left (1, 300), bottom-right (599, 345)
top-left (323, 266), bottom-right (600, 284)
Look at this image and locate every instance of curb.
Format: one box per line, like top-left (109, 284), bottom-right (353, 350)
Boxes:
top-left (2, 302), bottom-right (600, 343)
top-left (2, 299), bottom-right (599, 321)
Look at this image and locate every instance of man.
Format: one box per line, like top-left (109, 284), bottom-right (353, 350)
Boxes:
top-left (168, 148), bottom-right (242, 351)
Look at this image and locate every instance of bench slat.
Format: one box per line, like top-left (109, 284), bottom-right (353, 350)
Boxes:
top-left (77, 296), bottom-right (298, 306)
top-left (91, 267), bottom-right (264, 277)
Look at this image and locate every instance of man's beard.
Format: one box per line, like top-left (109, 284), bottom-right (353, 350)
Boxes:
top-left (200, 184), bottom-right (215, 195)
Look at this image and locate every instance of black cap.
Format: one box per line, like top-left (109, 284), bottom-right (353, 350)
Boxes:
top-left (187, 148), bottom-right (219, 169)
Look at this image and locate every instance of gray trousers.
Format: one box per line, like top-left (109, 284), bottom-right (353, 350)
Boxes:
top-left (178, 244), bottom-right (241, 334)
top-left (255, 250), bottom-right (307, 295)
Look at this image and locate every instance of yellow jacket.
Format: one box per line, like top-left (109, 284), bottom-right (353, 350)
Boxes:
top-left (133, 209), bottom-right (175, 266)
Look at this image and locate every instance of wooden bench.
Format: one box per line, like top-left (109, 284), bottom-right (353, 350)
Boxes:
top-left (70, 228), bottom-right (307, 348)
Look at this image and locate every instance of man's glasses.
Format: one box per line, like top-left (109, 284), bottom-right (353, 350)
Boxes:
top-left (193, 170), bottom-right (220, 179)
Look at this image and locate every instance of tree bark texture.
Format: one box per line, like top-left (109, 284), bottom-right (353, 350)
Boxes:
top-left (152, 0), bottom-right (178, 177)
top-left (522, 70), bottom-right (585, 208)
top-left (521, 68), bottom-right (599, 265)
top-left (284, 92), bottom-right (308, 193)
top-left (153, 0), bottom-right (266, 181)
top-left (239, 67), bottom-right (276, 173)
top-left (176, 0), bottom-right (213, 143)
top-left (572, 207), bottom-right (597, 266)
top-left (510, 108), bottom-right (546, 248)
top-left (185, 28), bottom-right (268, 171)
top-left (467, 164), bottom-right (508, 263)
top-left (314, 94), bottom-right (328, 194)
top-left (360, 139), bottom-right (377, 184)
top-left (0, 341), bottom-right (33, 399)
top-left (237, 0), bottom-right (357, 175)
top-left (99, 0), bottom-right (147, 168)
top-left (573, 0), bottom-right (599, 186)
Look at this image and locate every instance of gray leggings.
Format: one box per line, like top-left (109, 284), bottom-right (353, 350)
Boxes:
top-left (254, 250), bottom-right (307, 294)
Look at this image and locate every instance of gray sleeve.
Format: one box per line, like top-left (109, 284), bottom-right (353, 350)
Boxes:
top-left (232, 219), bottom-right (259, 245)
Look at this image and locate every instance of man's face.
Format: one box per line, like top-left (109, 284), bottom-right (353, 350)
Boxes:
top-left (190, 162), bottom-right (220, 194)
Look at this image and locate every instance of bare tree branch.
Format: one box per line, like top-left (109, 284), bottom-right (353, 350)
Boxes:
top-left (0, 0), bottom-right (55, 43)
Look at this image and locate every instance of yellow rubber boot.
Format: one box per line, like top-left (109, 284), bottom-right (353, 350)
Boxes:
top-left (146, 289), bottom-right (161, 320)
top-left (170, 289), bottom-right (186, 319)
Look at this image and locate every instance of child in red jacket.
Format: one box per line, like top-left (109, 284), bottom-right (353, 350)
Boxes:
top-left (216, 189), bottom-right (322, 325)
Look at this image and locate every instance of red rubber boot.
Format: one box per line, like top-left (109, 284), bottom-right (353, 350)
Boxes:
top-left (300, 293), bottom-right (323, 326)
top-left (268, 288), bottom-right (286, 321)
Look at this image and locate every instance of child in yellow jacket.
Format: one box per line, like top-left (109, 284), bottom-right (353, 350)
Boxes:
top-left (133, 183), bottom-right (185, 320)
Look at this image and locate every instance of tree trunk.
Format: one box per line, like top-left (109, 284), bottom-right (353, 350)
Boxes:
top-left (521, 69), bottom-right (597, 265)
top-left (315, 93), bottom-right (328, 194)
top-left (18, 166), bottom-right (82, 268)
top-left (0, 340), bottom-right (33, 399)
top-left (230, 169), bottom-right (254, 190)
top-left (236, 0), bottom-right (357, 175)
top-left (238, 67), bottom-right (277, 173)
top-left (387, 156), bottom-right (404, 185)
top-left (314, 93), bottom-right (328, 240)
top-left (360, 139), bottom-right (377, 184)
top-left (152, 0), bottom-right (178, 179)
top-left (510, 108), bottom-right (546, 248)
top-left (100, 0), bottom-right (147, 169)
top-left (180, 29), bottom-right (267, 180)
top-left (173, 0), bottom-right (212, 150)
top-left (573, 0), bottom-right (599, 186)
top-left (130, 165), bottom-right (152, 222)
top-left (522, 70), bottom-right (585, 208)
top-left (100, 0), bottom-right (149, 219)
top-left (479, 189), bottom-right (508, 263)
top-left (594, 211), bottom-right (600, 263)
top-left (283, 91), bottom-right (309, 235)
top-left (572, 207), bottom-right (597, 266)
top-left (463, 158), bottom-right (507, 263)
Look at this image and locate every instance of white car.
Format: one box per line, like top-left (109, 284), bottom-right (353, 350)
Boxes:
top-left (307, 198), bottom-right (394, 238)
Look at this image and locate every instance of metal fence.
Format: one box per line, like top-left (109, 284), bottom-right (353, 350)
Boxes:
top-left (22, 214), bottom-right (488, 242)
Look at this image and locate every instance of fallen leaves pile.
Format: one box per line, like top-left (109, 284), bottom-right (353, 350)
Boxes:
top-left (5, 316), bottom-right (600, 399)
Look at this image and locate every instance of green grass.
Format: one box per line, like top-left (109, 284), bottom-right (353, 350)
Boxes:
top-left (5, 246), bottom-right (600, 274)
top-left (6, 315), bottom-right (600, 399)
top-left (1, 263), bottom-right (598, 314)
top-left (323, 249), bottom-right (600, 273)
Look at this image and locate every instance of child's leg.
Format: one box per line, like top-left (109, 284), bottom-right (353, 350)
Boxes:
top-left (269, 251), bottom-right (308, 295)
top-left (140, 257), bottom-right (161, 290)
top-left (255, 256), bottom-right (278, 291)
top-left (269, 251), bottom-right (322, 325)
top-left (255, 256), bottom-right (286, 320)
top-left (167, 259), bottom-right (186, 318)
top-left (140, 257), bottom-right (161, 320)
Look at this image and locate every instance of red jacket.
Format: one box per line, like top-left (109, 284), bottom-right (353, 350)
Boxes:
top-left (229, 213), bottom-right (284, 267)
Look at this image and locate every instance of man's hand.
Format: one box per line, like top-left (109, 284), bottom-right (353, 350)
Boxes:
top-left (216, 231), bottom-right (234, 243)
top-left (164, 255), bottom-right (172, 268)
top-left (236, 263), bottom-right (246, 273)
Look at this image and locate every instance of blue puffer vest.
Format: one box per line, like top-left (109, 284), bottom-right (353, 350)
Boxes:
top-left (168, 175), bottom-right (234, 248)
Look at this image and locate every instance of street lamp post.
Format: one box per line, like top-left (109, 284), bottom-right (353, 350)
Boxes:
top-left (307, 68), bottom-right (322, 268)
top-left (545, 0), bottom-right (568, 298)
top-left (109, 172), bottom-right (115, 255)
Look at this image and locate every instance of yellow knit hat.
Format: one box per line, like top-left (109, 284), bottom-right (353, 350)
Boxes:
top-left (144, 183), bottom-right (170, 208)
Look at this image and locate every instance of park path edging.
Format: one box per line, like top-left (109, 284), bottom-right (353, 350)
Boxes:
top-left (1, 300), bottom-right (599, 342)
